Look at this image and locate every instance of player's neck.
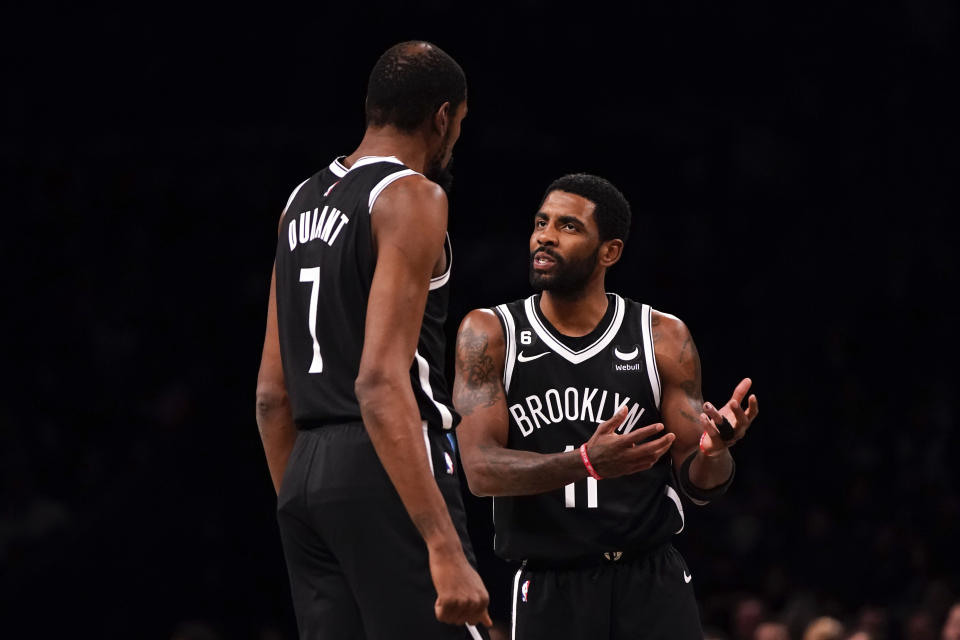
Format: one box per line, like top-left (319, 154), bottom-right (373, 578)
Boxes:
top-left (539, 284), bottom-right (609, 338)
top-left (346, 126), bottom-right (431, 174)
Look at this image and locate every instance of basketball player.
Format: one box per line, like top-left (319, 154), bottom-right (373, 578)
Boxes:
top-left (452, 174), bottom-right (759, 639)
top-left (255, 42), bottom-right (491, 639)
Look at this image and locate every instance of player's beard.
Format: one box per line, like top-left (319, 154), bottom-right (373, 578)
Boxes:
top-left (426, 156), bottom-right (454, 194)
top-left (425, 133), bottom-right (455, 194)
top-left (529, 246), bottom-right (600, 298)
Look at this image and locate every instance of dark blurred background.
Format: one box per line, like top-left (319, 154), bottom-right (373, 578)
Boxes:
top-left (3, 2), bottom-right (958, 639)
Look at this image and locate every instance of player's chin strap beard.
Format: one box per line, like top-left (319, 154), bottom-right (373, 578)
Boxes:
top-left (426, 154), bottom-right (454, 194)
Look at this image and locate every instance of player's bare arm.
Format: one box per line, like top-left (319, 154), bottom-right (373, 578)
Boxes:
top-left (355, 175), bottom-right (491, 627)
top-left (256, 213), bottom-right (299, 494)
top-left (654, 310), bottom-right (759, 495)
top-left (454, 310), bottom-right (675, 497)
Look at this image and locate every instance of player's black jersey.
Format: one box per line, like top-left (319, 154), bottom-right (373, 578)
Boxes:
top-left (491, 294), bottom-right (684, 562)
top-left (274, 156), bottom-right (458, 432)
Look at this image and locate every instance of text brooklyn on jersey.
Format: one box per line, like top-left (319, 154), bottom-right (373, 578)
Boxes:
top-left (491, 293), bottom-right (686, 562)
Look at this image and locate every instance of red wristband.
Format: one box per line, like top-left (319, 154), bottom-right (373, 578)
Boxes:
top-left (579, 444), bottom-right (603, 480)
top-left (699, 431), bottom-right (725, 458)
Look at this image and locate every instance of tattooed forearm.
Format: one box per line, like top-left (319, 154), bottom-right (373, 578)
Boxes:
top-left (679, 334), bottom-right (703, 423)
top-left (454, 327), bottom-right (500, 416)
top-left (679, 380), bottom-right (703, 425)
top-left (471, 442), bottom-right (586, 496)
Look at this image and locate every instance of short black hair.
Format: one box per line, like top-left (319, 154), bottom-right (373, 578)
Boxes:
top-left (365, 41), bottom-right (467, 132)
top-left (542, 173), bottom-right (632, 243)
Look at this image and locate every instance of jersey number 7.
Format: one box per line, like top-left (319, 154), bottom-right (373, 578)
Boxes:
top-left (299, 267), bottom-right (323, 373)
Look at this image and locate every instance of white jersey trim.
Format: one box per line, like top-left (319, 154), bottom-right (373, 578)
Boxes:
top-left (415, 350), bottom-right (454, 430)
top-left (329, 154), bottom-right (404, 178)
top-left (281, 178), bottom-right (310, 216)
top-left (353, 154), bottom-right (403, 169)
top-left (641, 304), bottom-right (662, 410)
top-left (329, 158), bottom-right (348, 177)
top-left (429, 233), bottom-right (453, 290)
top-left (665, 485), bottom-right (686, 533)
top-left (494, 304), bottom-right (518, 394)
top-left (325, 156), bottom-right (423, 213)
top-left (524, 294), bottom-right (625, 365)
top-left (368, 168), bottom-right (421, 213)
top-left (511, 567), bottom-right (523, 640)
top-left (422, 421), bottom-right (434, 475)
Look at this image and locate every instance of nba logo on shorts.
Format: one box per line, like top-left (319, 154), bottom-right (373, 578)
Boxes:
top-left (444, 451), bottom-right (455, 475)
top-left (521, 580), bottom-right (530, 602)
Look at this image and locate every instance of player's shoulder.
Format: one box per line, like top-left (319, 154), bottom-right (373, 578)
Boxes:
top-left (457, 308), bottom-right (507, 358)
top-left (650, 308), bottom-right (690, 342)
top-left (613, 291), bottom-right (686, 340)
top-left (611, 292), bottom-right (689, 353)
top-left (649, 308), bottom-right (698, 378)
top-left (372, 171), bottom-right (447, 216)
top-left (459, 308), bottom-right (503, 337)
top-left (368, 172), bottom-right (448, 253)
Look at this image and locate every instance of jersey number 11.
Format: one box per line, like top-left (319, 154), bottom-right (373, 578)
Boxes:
top-left (564, 445), bottom-right (598, 508)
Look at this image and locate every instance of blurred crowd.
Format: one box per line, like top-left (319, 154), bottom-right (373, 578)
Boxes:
top-left (702, 596), bottom-right (960, 640)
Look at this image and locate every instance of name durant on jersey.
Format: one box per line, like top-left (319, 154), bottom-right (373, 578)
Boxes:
top-left (288, 205), bottom-right (351, 251)
top-left (508, 386), bottom-right (647, 437)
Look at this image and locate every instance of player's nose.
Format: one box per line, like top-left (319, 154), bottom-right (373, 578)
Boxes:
top-left (535, 226), bottom-right (558, 246)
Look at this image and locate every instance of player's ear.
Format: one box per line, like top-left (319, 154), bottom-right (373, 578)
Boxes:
top-left (599, 239), bottom-right (624, 267)
top-left (433, 101), bottom-right (451, 137)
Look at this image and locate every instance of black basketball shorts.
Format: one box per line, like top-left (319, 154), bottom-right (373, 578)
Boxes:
top-left (510, 544), bottom-right (702, 640)
top-left (277, 422), bottom-right (486, 640)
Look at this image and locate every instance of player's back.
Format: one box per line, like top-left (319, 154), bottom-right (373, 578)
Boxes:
top-left (274, 156), bottom-right (457, 431)
top-left (491, 293), bottom-right (685, 562)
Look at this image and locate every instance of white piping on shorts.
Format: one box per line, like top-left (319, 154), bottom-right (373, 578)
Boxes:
top-left (511, 566), bottom-right (523, 640)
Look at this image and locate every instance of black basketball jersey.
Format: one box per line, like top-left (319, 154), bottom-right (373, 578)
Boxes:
top-left (274, 155), bottom-right (458, 432)
top-left (491, 293), bottom-right (685, 562)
